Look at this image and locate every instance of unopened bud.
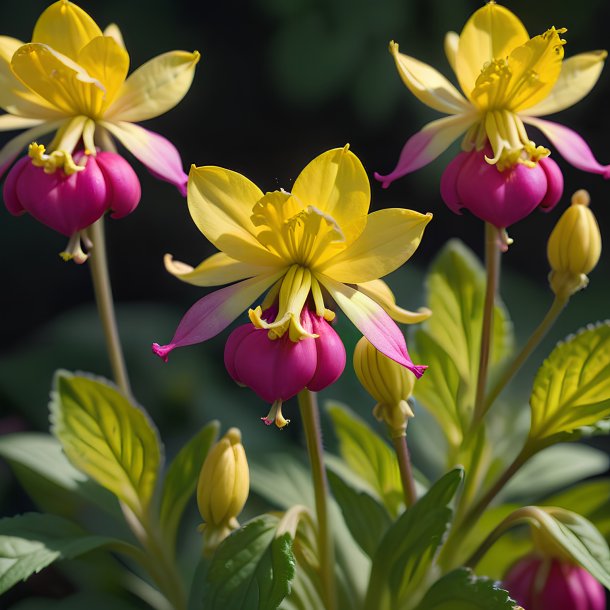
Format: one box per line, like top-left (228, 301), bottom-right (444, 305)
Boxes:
top-left (547, 190), bottom-right (601, 300)
top-left (353, 337), bottom-right (415, 437)
top-left (197, 427), bottom-right (249, 554)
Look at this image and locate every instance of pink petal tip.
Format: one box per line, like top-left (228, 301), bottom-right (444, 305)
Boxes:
top-left (152, 342), bottom-right (175, 362)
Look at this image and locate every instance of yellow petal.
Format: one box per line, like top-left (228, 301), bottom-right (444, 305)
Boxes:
top-left (32, 0), bottom-right (103, 60)
top-left (188, 165), bottom-right (282, 267)
top-left (357, 279), bottom-right (431, 324)
top-left (525, 50), bottom-right (607, 116)
top-left (390, 41), bottom-right (469, 114)
top-left (456, 3), bottom-right (529, 99)
top-left (11, 43), bottom-right (105, 117)
top-left (0, 36), bottom-right (62, 119)
top-left (77, 36), bottom-right (130, 109)
top-left (164, 252), bottom-right (278, 287)
top-left (0, 115), bottom-right (44, 131)
top-left (444, 31), bottom-right (459, 75)
top-left (103, 24), bottom-right (125, 49)
top-left (291, 145), bottom-right (369, 245)
top-left (318, 208), bottom-right (432, 283)
top-left (105, 50), bottom-right (200, 122)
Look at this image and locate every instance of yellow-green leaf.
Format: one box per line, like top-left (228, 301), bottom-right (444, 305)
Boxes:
top-left (529, 321), bottom-right (610, 444)
top-left (50, 371), bottom-right (162, 518)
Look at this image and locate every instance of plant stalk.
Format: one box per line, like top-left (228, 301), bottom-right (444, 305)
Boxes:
top-left (298, 389), bottom-right (337, 610)
top-left (391, 434), bottom-right (417, 508)
top-left (87, 219), bottom-right (132, 398)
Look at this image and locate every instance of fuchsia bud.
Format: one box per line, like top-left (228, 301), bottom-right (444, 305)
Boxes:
top-left (504, 555), bottom-right (606, 610)
top-left (4, 147), bottom-right (141, 238)
top-left (224, 306), bottom-right (346, 428)
top-left (440, 147), bottom-right (564, 228)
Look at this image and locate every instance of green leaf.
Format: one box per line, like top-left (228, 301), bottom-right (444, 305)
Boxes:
top-left (415, 568), bottom-right (517, 610)
top-left (327, 468), bottom-right (391, 557)
top-left (412, 240), bottom-right (513, 443)
top-left (50, 371), bottom-right (162, 518)
top-left (159, 421), bottom-right (219, 547)
top-left (543, 480), bottom-right (610, 541)
top-left (0, 433), bottom-right (118, 517)
top-left (0, 513), bottom-right (119, 595)
top-left (326, 401), bottom-right (402, 515)
top-left (202, 514), bottom-right (295, 610)
top-left (529, 322), bottom-right (610, 444)
top-left (364, 469), bottom-right (463, 610)
top-left (10, 593), bottom-right (140, 610)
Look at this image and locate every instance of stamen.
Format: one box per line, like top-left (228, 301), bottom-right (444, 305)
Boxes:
top-left (261, 400), bottom-right (290, 429)
top-left (29, 142), bottom-right (85, 175)
top-left (59, 231), bottom-right (92, 264)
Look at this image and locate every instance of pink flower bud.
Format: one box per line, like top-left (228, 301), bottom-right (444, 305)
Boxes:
top-left (440, 147), bottom-right (564, 228)
top-left (4, 150), bottom-right (141, 237)
top-left (504, 555), bottom-right (606, 610)
top-left (224, 306), bottom-right (346, 426)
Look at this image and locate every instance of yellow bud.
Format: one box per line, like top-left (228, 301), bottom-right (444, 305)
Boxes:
top-left (353, 337), bottom-right (415, 437)
top-left (547, 190), bottom-right (601, 300)
top-left (197, 427), bottom-right (249, 553)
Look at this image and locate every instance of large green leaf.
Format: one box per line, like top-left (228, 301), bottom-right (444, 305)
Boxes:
top-left (0, 513), bottom-right (122, 595)
top-left (414, 568), bottom-right (517, 610)
top-left (327, 468), bottom-right (391, 558)
top-left (364, 469), bottom-right (463, 610)
top-left (202, 514), bottom-right (295, 610)
top-left (159, 421), bottom-right (219, 547)
top-left (326, 401), bottom-right (402, 516)
top-left (529, 322), bottom-right (610, 445)
top-left (0, 433), bottom-right (118, 517)
top-left (50, 371), bottom-right (162, 518)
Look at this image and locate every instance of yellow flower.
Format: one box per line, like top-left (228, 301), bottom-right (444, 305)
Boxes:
top-left (0, 0), bottom-right (200, 192)
top-left (153, 146), bottom-right (432, 376)
top-left (376, 2), bottom-right (609, 186)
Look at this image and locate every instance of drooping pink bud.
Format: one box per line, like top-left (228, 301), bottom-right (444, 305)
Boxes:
top-left (440, 147), bottom-right (564, 228)
top-left (4, 149), bottom-right (141, 237)
top-left (503, 555), bottom-right (606, 610)
top-left (224, 306), bottom-right (346, 427)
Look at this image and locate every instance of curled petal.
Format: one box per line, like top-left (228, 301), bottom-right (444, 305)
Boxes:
top-left (101, 121), bottom-right (189, 193)
top-left (456, 3), bottom-right (529, 99)
top-left (317, 274), bottom-right (426, 378)
top-left (106, 50), bottom-right (200, 122)
top-left (524, 116), bottom-right (610, 178)
top-left (526, 51), bottom-right (608, 117)
top-left (152, 271), bottom-right (284, 361)
top-left (164, 252), bottom-right (277, 287)
top-left (375, 113), bottom-right (474, 188)
top-left (291, 145), bottom-right (370, 245)
top-left (357, 279), bottom-right (431, 324)
top-left (32, 0), bottom-right (103, 60)
top-left (444, 31), bottom-right (459, 76)
top-left (390, 41), bottom-right (469, 114)
top-left (319, 208), bottom-right (432, 283)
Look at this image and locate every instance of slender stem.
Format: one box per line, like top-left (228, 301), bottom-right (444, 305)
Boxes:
top-left (391, 434), bottom-right (417, 508)
top-left (484, 296), bottom-right (567, 411)
top-left (298, 389), bottom-right (337, 610)
top-left (472, 223), bottom-right (501, 425)
top-left (87, 219), bottom-right (132, 398)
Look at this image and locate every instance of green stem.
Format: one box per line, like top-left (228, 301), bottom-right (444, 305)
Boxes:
top-left (87, 219), bottom-right (132, 398)
top-left (298, 389), bottom-right (337, 610)
top-left (391, 434), bottom-right (417, 508)
top-left (484, 296), bottom-right (567, 411)
top-left (472, 223), bottom-right (501, 426)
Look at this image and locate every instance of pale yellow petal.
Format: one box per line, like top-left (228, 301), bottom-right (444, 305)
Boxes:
top-left (105, 50), bottom-right (200, 122)
top-left (48, 114), bottom-right (87, 152)
top-left (11, 43), bottom-right (106, 116)
top-left (357, 279), bottom-right (431, 324)
top-left (0, 115), bottom-right (44, 131)
top-left (390, 41), bottom-right (469, 114)
top-left (0, 37), bottom-right (63, 119)
top-left (32, 0), bottom-right (103, 60)
top-left (291, 145), bottom-right (369, 245)
top-left (103, 24), bottom-right (125, 49)
top-left (188, 165), bottom-right (282, 267)
top-left (525, 50), bottom-right (608, 116)
top-left (77, 36), bottom-right (129, 109)
top-left (318, 208), bottom-right (432, 283)
top-left (456, 3), bottom-right (529, 99)
top-left (444, 31), bottom-right (459, 75)
top-left (164, 252), bottom-right (279, 287)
